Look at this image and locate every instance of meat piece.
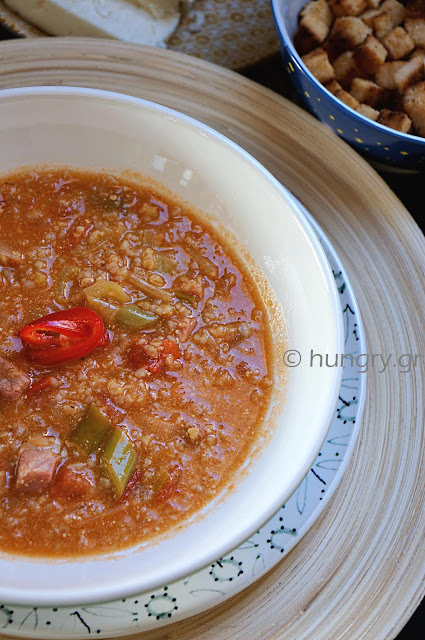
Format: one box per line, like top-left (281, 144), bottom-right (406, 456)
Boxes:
top-left (175, 316), bottom-right (197, 342)
top-left (0, 356), bottom-right (31, 401)
top-left (51, 465), bottom-right (95, 500)
top-left (16, 449), bottom-right (58, 491)
top-left (174, 273), bottom-right (205, 299)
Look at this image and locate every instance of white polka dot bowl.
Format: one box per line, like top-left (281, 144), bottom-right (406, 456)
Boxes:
top-left (271, 0), bottom-right (425, 170)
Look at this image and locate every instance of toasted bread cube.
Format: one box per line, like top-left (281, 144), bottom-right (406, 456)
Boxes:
top-left (330, 16), bottom-right (372, 51)
top-left (361, 7), bottom-right (381, 26)
top-left (365, 0), bottom-right (383, 7)
top-left (356, 103), bottom-right (381, 119)
top-left (325, 79), bottom-right (344, 93)
top-left (375, 60), bottom-right (405, 88)
top-left (382, 27), bottom-right (415, 59)
top-left (403, 80), bottom-right (425, 135)
top-left (351, 77), bottom-right (388, 106)
top-left (295, 14), bottom-right (331, 54)
top-left (335, 88), bottom-right (361, 107)
top-left (302, 48), bottom-right (336, 83)
top-left (372, 11), bottom-right (393, 38)
top-left (301, 0), bottom-right (334, 27)
top-left (380, 0), bottom-right (406, 26)
top-left (330, 0), bottom-right (367, 17)
top-left (405, 18), bottom-right (425, 48)
top-left (377, 108), bottom-right (413, 131)
top-left (410, 47), bottom-right (425, 60)
top-left (393, 56), bottom-right (425, 92)
top-left (333, 50), bottom-right (363, 87)
top-left (354, 34), bottom-right (388, 72)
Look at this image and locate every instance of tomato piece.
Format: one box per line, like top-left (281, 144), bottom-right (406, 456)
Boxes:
top-left (128, 339), bottom-right (181, 375)
top-left (28, 375), bottom-right (57, 394)
top-left (52, 466), bottom-right (94, 501)
top-left (20, 307), bottom-right (106, 366)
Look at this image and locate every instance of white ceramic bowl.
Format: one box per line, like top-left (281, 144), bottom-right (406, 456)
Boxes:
top-left (0, 87), bottom-right (343, 606)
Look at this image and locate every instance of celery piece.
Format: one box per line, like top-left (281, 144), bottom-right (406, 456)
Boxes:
top-left (101, 427), bottom-right (136, 497)
top-left (152, 467), bottom-right (170, 496)
top-left (175, 291), bottom-right (198, 306)
top-left (86, 297), bottom-right (120, 325)
top-left (56, 265), bottom-right (78, 302)
top-left (155, 254), bottom-right (174, 274)
top-left (71, 405), bottom-right (111, 455)
top-left (116, 304), bottom-right (158, 330)
top-left (128, 272), bottom-right (173, 303)
top-left (84, 279), bottom-right (130, 305)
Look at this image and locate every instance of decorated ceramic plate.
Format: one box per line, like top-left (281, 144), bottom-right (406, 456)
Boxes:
top-left (0, 0), bottom-right (280, 69)
top-left (0, 197), bottom-right (366, 639)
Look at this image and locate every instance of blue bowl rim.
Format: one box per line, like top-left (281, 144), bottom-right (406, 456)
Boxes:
top-left (270, 0), bottom-right (425, 148)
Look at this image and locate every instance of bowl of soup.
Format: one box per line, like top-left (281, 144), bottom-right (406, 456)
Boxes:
top-left (0, 86), bottom-right (343, 606)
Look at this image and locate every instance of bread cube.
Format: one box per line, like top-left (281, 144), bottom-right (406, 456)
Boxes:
top-left (375, 60), bottom-right (405, 88)
top-left (403, 80), bottom-right (425, 135)
top-left (361, 8), bottom-right (381, 27)
top-left (351, 77), bottom-right (388, 106)
top-left (335, 88), bottom-right (361, 107)
top-left (333, 50), bottom-right (363, 87)
top-left (393, 56), bottom-right (425, 93)
top-left (295, 12), bottom-right (331, 54)
top-left (301, 0), bottom-right (334, 27)
top-left (356, 103), bottom-right (380, 119)
top-left (377, 108), bottom-right (413, 131)
top-left (330, 0), bottom-right (367, 17)
top-left (382, 27), bottom-right (415, 59)
top-left (302, 48), bottom-right (336, 83)
top-left (325, 79), bottom-right (344, 93)
top-left (380, 0), bottom-right (406, 26)
top-left (354, 34), bottom-right (388, 73)
top-left (372, 11), bottom-right (393, 38)
top-left (330, 16), bottom-right (372, 51)
top-left (365, 0), bottom-right (383, 7)
top-left (405, 18), bottom-right (425, 48)
top-left (410, 47), bottom-right (425, 60)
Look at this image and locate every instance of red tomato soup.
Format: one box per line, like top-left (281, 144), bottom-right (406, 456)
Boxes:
top-left (0, 169), bottom-right (275, 557)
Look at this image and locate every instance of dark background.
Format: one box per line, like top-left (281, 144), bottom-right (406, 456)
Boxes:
top-left (0, 22), bottom-right (423, 640)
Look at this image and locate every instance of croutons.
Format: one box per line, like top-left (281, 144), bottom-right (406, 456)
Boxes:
top-left (356, 103), bottom-right (381, 119)
top-left (330, 15), bottom-right (372, 50)
top-left (302, 47), bottom-right (336, 82)
top-left (329, 0), bottom-right (367, 17)
top-left (375, 60), bottom-right (405, 87)
top-left (350, 77), bottom-right (388, 106)
top-left (354, 34), bottom-right (388, 72)
top-left (333, 50), bottom-right (363, 86)
top-left (377, 107), bottom-right (413, 130)
top-left (325, 78), bottom-right (344, 92)
top-left (335, 87), bottom-right (362, 106)
top-left (403, 80), bottom-right (425, 134)
top-left (297, 0), bottom-right (334, 53)
top-left (294, 0), bottom-right (425, 136)
top-left (393, 55), bottom-right (425, 92)
top-left (382, 26), bottom-right (415, 59)
top-left (405, 17), bottom-right (425, 47)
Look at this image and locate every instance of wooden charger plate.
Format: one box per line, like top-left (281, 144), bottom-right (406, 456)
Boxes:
top-left (0, 38), bottom-right (424, 640)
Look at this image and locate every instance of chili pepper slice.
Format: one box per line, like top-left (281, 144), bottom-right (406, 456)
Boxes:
top-left (20, 307), bottom-right (106, 366)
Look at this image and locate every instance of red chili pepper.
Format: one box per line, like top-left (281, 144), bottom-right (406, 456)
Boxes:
top-left (20, 307), bottom-right (106, 366)
top-left (28, 375), bottom-right (57, 394)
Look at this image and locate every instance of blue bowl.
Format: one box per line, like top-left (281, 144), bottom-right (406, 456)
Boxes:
top-left (271, 0), bottom-right (425, 170)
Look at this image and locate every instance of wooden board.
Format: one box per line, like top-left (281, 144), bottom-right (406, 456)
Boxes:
top-left (0, 0), bottom-right (280, 69)
top-left (0, 39), bottom-right (424, 640)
